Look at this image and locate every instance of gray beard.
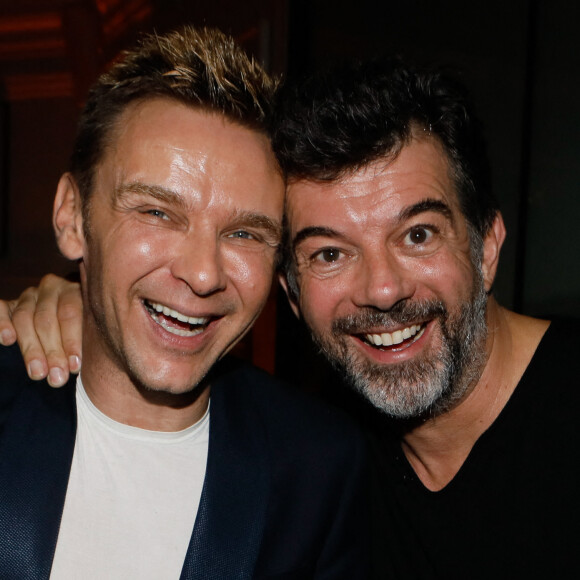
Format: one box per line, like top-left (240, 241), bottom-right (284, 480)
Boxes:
top-left (311, 276), bottom-right (489, 419)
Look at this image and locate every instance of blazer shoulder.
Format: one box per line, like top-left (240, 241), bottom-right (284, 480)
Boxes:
top-left (0, 344), bottom-right (76, 431)
top-left (212, 358), bottom-right (366, 457)
top-left (0, 345), bottom-right (33, 419)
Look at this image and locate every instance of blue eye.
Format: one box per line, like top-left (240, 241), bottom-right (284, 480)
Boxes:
top-left (146, 209), bottom-right (169, 220)
top-left (228, 230), bottom-right (255, 240)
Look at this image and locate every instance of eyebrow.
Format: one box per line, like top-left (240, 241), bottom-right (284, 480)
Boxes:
top-left (292, 197), bottom-right (454, 251)
top-left (292, 226), bottom-right (345, 252)
top-left (114, 182), bottom-right (187, 208)
top-left (398, 198), bottom-right (453, 223)
top-left (115, 181), bottom-right (282, 242)
top-left (230, 209), bottom-right (283, 243)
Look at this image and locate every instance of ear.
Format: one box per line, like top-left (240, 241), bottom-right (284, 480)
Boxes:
top-left (481, 212), bottom-right (506, 292)
top-left (53, 173), bottom-right (85, 260)
top-left (278, 272), bottom-right (301, 319)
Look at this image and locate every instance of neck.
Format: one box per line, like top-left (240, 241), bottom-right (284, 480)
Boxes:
top-left (400, 299), bottom-right (549, 490)
top-left (80, 371), bottom-right (210, 432)
top-left (79, 331), bottom-right (211, 433)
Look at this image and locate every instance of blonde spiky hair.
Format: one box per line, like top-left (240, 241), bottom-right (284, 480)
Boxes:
top-left (70, 25), bottom-right (278, 209)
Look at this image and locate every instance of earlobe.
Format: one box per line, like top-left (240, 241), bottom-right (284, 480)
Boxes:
top-left (481, 213), bottom-right (506, 292)
top-left (53, 173), bottom-right (85, 260)
top-left (278, 272), bottom-right (301, 319)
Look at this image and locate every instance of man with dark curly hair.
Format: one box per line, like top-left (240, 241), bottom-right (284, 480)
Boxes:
top-left (273, 58), bottom-right (578, 579)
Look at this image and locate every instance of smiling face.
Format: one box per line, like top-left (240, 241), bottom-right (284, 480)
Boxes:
top-left (56, 99), bottom-right (284, 400)
top-left (284, 136), bottom-right (502, 418)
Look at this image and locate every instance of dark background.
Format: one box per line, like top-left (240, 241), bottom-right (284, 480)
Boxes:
top-left (0, 0), bottom-right (578, 379)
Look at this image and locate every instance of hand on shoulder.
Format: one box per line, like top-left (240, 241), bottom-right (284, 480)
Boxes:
top-left (0, 274), bottom-right (83, 387)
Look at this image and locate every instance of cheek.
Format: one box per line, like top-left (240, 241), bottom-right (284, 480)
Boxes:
top-left (224, 248), bottom-right (276, 306)
top-left (298, 275), bottom-right (344, 329)
top-left (89, 230), bottom-right (172, 297)
top-left (101, 224), bottom-right (162, 265)
top-left (130, 223), bottom-right (183, 256)
top-left (134, 239), bottom-right (155, 260)
top-left (408, 251), bottom-right (477, 298)
top-left (106, 242), bottom-right (157, 284)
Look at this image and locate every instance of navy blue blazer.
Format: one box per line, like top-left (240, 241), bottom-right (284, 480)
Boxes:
top-left (0, 346), bottom-right (369, 579)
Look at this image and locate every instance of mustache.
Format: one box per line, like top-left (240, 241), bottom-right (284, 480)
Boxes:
top-left (332, 300), bottom-right (447, 335)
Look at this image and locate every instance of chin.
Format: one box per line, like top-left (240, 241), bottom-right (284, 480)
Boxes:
top-left (126, 364), bottom-right (208, 397)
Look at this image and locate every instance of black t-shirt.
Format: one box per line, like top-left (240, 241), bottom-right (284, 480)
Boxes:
top-left (367, 320), bottom-right (580, 579)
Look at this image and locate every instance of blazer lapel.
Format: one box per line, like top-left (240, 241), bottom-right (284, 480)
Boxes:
top-left (0, 379), bottom-right (76, 580)
top-left (180, 372), bottom-right (270, 580)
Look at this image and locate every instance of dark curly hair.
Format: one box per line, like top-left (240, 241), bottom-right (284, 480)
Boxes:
top-left (70, 25), bottom-right (278, 220)
top-left (272, 57), bottom-right (499, 297)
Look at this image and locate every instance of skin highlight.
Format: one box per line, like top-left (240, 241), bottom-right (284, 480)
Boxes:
top-left (281, 135), bottom-right (551, 490)
top-left (284, 137), bottom-right (489, 419)
top-left (54, 99), bottom-right (284, 431)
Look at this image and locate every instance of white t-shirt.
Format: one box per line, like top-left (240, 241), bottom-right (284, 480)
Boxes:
top-left (50, 377), bottom-right (210, 579)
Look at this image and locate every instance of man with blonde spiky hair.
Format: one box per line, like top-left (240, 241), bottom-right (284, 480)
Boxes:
top-left (0, 26), bottom-right (368, 579)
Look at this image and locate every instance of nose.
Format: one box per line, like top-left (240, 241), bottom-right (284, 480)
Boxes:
top-left (170, 233), bottom-right (227, 297)
top-left (351, 251), bottom-right (415, 311)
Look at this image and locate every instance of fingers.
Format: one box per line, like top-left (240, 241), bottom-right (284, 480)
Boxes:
top-left (0, 298), bottom-right (18, 346)
top-left (32, 274), bottom-right (83, 388)
top-left (52, 278), bottom-right (83, 376)
top-left (9, 285), bottom-right (51, 381)
top-left (3, 274), bottom-right (83, 388)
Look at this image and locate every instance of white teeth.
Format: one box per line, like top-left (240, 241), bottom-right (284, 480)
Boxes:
top-left (392, 330), bottom-right (403, 345)
top-left (146, 300), bottom-right (210, 336)
top-left (148, 301), bottom-right (209, 326)
top-left (365, 324), bottom-right (424, 347)
top-left (380, 333), bottom-right (393, 346)
top-left (153, 315), bottom-right (205, 337)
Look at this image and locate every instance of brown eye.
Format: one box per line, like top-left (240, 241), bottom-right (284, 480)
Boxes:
top-left (317, 248), bottom-right (342, 262)
top-left (406, 226), bottom-right (431, 245)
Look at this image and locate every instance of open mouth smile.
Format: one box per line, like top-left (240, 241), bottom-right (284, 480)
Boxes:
top-left (361, 323), bottom-right (426, 349)
top-left (144, 300), bottom-right (212, 337)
